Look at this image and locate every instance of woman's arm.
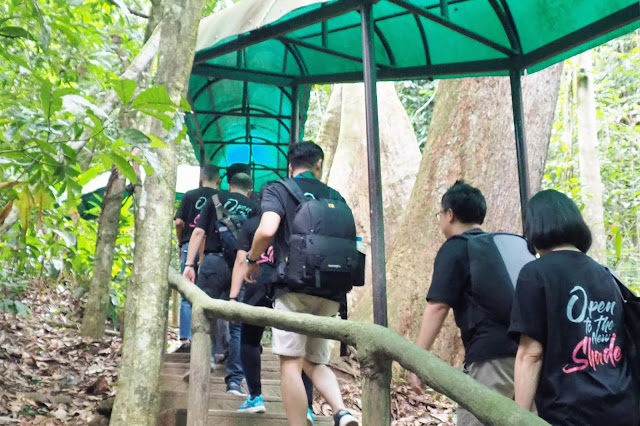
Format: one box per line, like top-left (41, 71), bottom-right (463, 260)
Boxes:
top-left (514, 334), bottom-right (543, 411)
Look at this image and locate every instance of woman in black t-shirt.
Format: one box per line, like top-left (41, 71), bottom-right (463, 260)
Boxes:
top-left (510, 190), bottom-right (638, 426)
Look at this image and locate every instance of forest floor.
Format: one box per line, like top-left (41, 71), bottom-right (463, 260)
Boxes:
top-left (0, 284), bottom-right (457, 425)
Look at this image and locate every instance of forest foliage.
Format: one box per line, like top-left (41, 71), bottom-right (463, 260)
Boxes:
top-left (0, 0), bottom-right (639, 318)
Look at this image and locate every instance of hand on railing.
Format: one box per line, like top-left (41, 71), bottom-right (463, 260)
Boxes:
top-left (406, 371), bottom-right (423, 395)
top-left (183, 266), bottom-right (196, 283)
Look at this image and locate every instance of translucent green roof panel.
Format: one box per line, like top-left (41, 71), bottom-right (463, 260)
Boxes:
top-left (193, 0), bottom-right (640, 82)
top-left (187, 0), bottom-right (639, 189)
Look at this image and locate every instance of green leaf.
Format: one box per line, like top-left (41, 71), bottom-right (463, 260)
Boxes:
top-left (13, 300), bottom-right (28, 317)
top-left (0, 26), bottom-right (33, 39)
top-left (113, 79), bottom-right (137, 105)
top-left (40, 80), bottom-right (52, 115)
top-left (179, 95), bottom-right (191, 112)
top-left (131, 86), bottom-right (178, 112)
top-left (148, 134), bottom-right (168, 149)
top-left (123, 128), bottom-right (150, 146)
top-left (107, 153), bottom-right (137, 183)
top-left (142, 110), bottom-right (174, 130)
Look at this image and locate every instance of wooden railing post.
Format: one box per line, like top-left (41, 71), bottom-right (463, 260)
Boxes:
top-left (186, 305), bottom-right (212, 426)
top-left (360, 348), bottom-right (392, 426)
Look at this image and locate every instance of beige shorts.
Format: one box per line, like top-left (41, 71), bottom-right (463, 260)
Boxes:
top-left (457, 357), bottom-right (516, 426)
top-left (272, 292), bottom-right (340, 364)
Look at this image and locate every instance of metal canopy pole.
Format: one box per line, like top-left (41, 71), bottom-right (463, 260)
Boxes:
top-left (361, 3), bottom-right (388, 327)
top-left (290, 85), bottom-right (300, 149)
top-left (509, 69), bottom-right (530, 224)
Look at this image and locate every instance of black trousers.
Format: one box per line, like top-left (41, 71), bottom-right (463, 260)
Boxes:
top-left (240, 284), bottom-right (313, 406)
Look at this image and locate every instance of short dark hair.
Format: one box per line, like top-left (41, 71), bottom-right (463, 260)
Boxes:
top-left (229, 173), bottom-right (253, 192)
top-left (441, 180), bottom-right (486, 225)
top-left (200, 164), bottom-right (220, 182)
top-left (523, 189), bottom-right (592, 254)
top-left (226, 163), bottom-right (251, 182)
top-left (288, 141), bottom-right (324, 170)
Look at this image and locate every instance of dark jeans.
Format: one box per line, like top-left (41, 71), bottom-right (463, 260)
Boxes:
top-left (241, 284), bottom-right (313, 406)
top-left (196, 253), bottom-right (244, 386)
top-left (179, 244), bottom-right (192, 340)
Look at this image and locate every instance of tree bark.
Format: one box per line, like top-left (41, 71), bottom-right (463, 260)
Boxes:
top-left (576, 51), bottom-right (607, 264)
top-left (361, 66), bottom-right (563, 367)
top-left (0, 203), bottom-right (19, 237)
top-left (80, 166), bottom-right (126, 339)
top-left (317, 83), bottom-right (421, 313)
top-left (109, 0), bottom-right (206, 423)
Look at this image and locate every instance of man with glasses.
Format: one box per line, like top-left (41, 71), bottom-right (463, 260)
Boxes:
top-left (407, 181), bottom-right (520, 426)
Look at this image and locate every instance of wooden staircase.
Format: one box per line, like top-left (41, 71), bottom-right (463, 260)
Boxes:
top-left (157, 350), bottom-right (334, 425)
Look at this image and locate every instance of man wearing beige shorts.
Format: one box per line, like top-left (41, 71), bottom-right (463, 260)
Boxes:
top-left (245, 142), bottom-right (358, 426)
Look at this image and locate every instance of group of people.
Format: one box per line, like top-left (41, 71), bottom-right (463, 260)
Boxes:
top-left (175, 142), bottom-right (359, 426)
top-left (175, 140), bottom-right (638, 426)
top-left (407, 181), bottom-right (639, 425)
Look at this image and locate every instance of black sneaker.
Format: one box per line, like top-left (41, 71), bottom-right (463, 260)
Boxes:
top-left (175, 341), bottom-right (191, 353)
top-left (333, 409), bottom-right (359, 426)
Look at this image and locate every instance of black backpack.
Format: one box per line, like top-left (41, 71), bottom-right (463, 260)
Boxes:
top-left (278, 179), bottom-right (363, 294)
top-left (455, 232), bottom-right (535, 328)
top-left (212, 193), bottom-right (247, 267)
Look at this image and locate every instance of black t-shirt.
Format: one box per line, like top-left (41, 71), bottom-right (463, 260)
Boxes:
top-left (509, 251), bottom-right (638, 425)
top-left (195, 191), bottom-right (259, 254)
top-left (261, 176), bottom-right (346, 302)
top-left (175, 187), bottom-right (218, 245)
top-left (426, 229), bottom-right (518, 363)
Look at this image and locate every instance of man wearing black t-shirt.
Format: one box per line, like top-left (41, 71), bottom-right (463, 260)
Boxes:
top-left (407, 181), bottom-right (518, 426)
top-left (183, 173), bottom-right (259, 396)
top-left (245, 142), bottom-right (359, 426)
top-left (174, 164), bottom-right (220, 351)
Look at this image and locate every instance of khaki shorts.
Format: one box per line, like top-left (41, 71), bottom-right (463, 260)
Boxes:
top-left (457, 357), bottom-right (516, 426)
top-left (272, 292), bottom-right (340, 364)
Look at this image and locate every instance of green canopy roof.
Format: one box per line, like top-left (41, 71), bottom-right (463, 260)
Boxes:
top-left (186, 0), bottom-right (640, 189)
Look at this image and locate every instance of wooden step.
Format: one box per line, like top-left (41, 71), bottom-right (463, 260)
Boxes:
top-left (162, 362), bottom-right (281, 380)
top-left (165, 352), bottom-right (279, 364)
top-left (170, 409), bottom-right (333, 426)
top-left (159, 375), bottom-right (282, 398)
top-left (160, 390), bottom-right (285, 413)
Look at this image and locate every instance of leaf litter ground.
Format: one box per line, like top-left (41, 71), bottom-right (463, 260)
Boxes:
top-left (0, 284), bottom-right (457, 425)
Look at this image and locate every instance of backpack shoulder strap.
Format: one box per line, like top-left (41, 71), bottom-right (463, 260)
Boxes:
top-left (279, 179), bottom-right (307, 205)
top-left (212, 193), bottom-right (232, 220)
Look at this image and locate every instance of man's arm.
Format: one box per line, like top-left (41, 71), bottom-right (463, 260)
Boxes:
top-left (175, 218), bottom-right (184, 250)
top-left (229, 249), bottom-right (247, 300)
top-left (407, 301), bottom-right (450, 393)
top-left (245, 212), bottom-right (281, 282)
top-left (514, 334), bottom-right (543, 411)
top-left (415, 301), bottom-right (450, 350)
top-left (183, 227), bottom-right (204, 282)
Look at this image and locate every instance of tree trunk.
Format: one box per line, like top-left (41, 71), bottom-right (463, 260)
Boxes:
top-left (317, 83), bottom-right (421, 314)
top-left (81, 166), bottom-right (126, 339)
top-left (576, 51), bottom-right (607, 264)
top-left (109, 0), bottom-right (206, 423)
top-left (0, 203), bottom-right (19, 237)
top-left (362, 66), bottom-right (563, 367)
top-left (315, 85), bottom-right (342, 182)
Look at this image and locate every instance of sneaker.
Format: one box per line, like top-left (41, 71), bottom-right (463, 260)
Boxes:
top-left (333, 409), bottom-right (358, 426)
top-left (238, 395), bottom-right (266, 413)
top-left (227, 382), bottom-right (248, 397)
top-left (175, 341), bottom-right (191, 353)
top-left (306, 408), bottom-right (314, 425)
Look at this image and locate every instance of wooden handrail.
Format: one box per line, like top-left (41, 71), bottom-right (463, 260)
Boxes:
top-left (168, 267), bottom-right (548, 426)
